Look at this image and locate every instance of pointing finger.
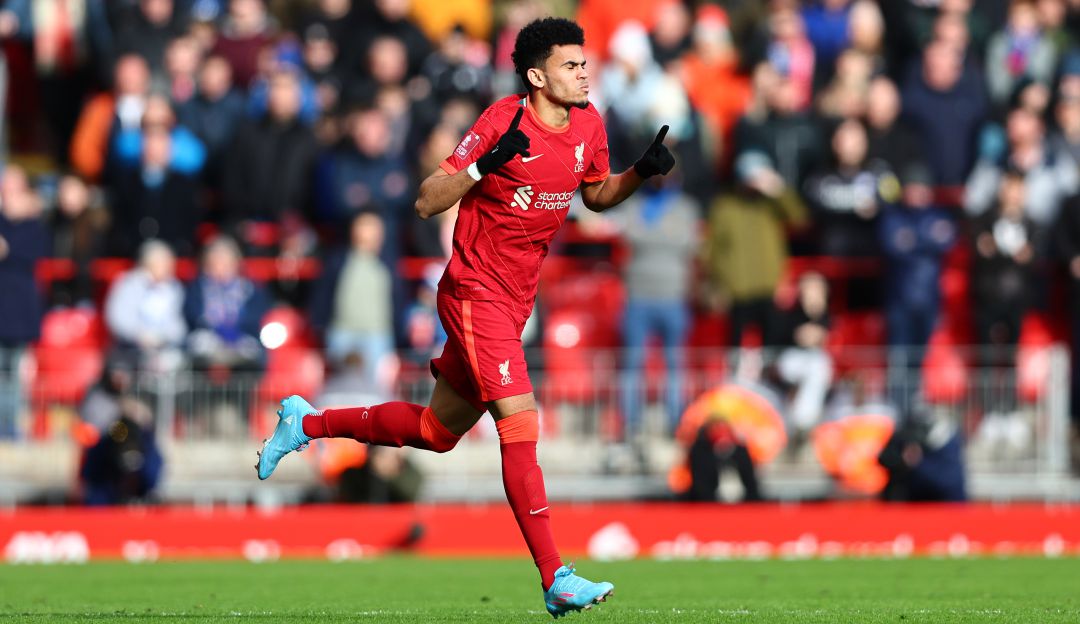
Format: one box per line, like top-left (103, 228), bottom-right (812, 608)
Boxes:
top-left (651, 125), bottom-right (669, 149)
top-left (509, 107), bottom-right (525, 131)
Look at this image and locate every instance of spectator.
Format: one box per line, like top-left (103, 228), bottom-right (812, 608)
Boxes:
top-left (0, 165), bottom-right (47, 437)
top-left (111, 93), bottom-right (207, 177)
top-left (403, 263), bottom-right (446, 365)
top-left (649, 0), bottom-right (692, 68)
top-left (901, 40), bottom-right (988, 186)
top-left (847, 0), bottom-right (885, 65)
top-left (1052, 89), bottom-right (1080, 169)
top-left (70, 53), bottom-right (151, 182)
top-left (212, 0), bottom-right (278, 89)
top-left (421, 25), bottom-right (492, 106)
top-left (765, 6), bottom-right (815, 111)
top-left (315, 105), bottom-right (411, 263)
top-left (775, 272), bottom-right (833, 440)
top-left (864, 75), bottom-right (926, 179)
top-left (408, 122), bottom-right (461, 258)
top-left (676, 6), bottom-right (751, 165)
top-left (245, 41), bottom-right (322, 125)
top-left (309, 212), bottom-right (395, 387)
top-left (48, 173), bottom-right (108, 307)
top-left (163, 35), bottom-right (203, 106)
top-left (346, 34), bottom-right (412, 107)
top-left (0, 0), bottom-right (114, 164)
top-left (800, 0), bottom-right (852, 86)
top-left (1036, 0), bottom-right (1072, 58)
top-left (734, 73), bottom-right (826, 189)
top-left (971, 169), bottom-right (1037, 372)
top-left (803, 118), bottom-right (885, 257)
top-left (177, 55), bottom-right (247, 187)
top-left (79, 387), bottom-right (163, 505)
top-left (300, 22), bottom-right (344, 114)
top-left (356, 0), bottom-right (432, 81)
top-left (985, 0), bottom-right (1058, 110)
top-left (601, 22), bottom-right (667, 133)
top-left (965, 105), bottom-right (1078, 231)
top-left (222, 68), bottom-right (318, 253)
top-left (878, 403), bottom-right (967, 502)
top-left (108, 125), bottom-right (201, 257)
top-left (679, 413), bottom-right (762, 503)
top-left (184, 235), bottom-right (272, 372)
top-left (296, 0), bottom-right (360, 66)
top-left (879, 165), bottom-right (957, 349)
top-left (815, 48), bottom-right (874, 121)
top-left (703, 151), bottom-right (808, 347)
top-left (593, 173), bottom-right (700, 437)
top-left (114, 0), bottom-right (187, 77)
top-left (104, 240), bottom-right (187, 370)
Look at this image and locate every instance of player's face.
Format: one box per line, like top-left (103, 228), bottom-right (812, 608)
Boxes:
top-left (540, 45), bottom-right (590, 109)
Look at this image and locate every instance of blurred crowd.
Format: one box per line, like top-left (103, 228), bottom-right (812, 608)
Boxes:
top-left (2, 0), bottom-right (1080, 502)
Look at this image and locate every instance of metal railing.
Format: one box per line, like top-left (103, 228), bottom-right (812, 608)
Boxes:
top-left (0, 344), bottom-right (1073, 502)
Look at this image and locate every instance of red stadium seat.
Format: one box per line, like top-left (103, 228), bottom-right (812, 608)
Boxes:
top-left (30, 308), bottom-right (108, 438)
top-left (1017, 314), bottom-right (1054, 404)
top-left (922, 331), bottom-right (968, 405)
top-left (252, 307), bottom-right (325, 437)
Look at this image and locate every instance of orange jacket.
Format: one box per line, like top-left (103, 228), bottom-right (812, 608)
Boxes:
top-left (69, 93), bottom-right (115, 181)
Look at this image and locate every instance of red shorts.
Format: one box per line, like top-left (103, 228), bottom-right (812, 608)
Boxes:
top-left (430, 291), bottom-right (533, 412)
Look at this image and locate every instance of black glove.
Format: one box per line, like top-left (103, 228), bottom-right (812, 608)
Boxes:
top-left (474, 107), bottom-right (531, 176)
top-left (633, 125), bottom-right (676, 178)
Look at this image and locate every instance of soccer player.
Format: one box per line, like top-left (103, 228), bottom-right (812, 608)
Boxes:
top-left (257, 17), bottom-right (674, 618)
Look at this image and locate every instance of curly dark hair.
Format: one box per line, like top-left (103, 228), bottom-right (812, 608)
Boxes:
top-left (511, 17), bottom-right (585, 91)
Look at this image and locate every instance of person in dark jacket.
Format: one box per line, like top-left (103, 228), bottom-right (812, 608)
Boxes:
top-left (879, 164), bottom-right (958, 349)
top-left (865, 75), bottom-right (926, 179)
top-left (108, 124), bottom-right (201, 258)
top-left (0, 165), bottom-right (48, 437)
top-left (79, 354), bottom-right (163, 505)
top-left (803, 117), bottom-right (887, 256)
top-left (177, 54), bottom-right (247, 189)
top-left (971, 169), bottom-right (1037, 357)
top-left (49, 173), bottom-right (108, 307)
top-left (113, 0), bottom-right (188, 77)
top-left (901, 40), bottom-right (989, 186)
top-left (222, 68), bottom-right (318, 254)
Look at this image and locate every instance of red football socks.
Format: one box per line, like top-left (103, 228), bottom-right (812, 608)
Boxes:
top-left (496, 410), bottom-right (562, 590)
top-left (302, 403), bottom-right (460, 452)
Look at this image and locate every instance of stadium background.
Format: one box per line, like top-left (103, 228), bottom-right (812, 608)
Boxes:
top-left (1, 0), bottom-right (1080, 574)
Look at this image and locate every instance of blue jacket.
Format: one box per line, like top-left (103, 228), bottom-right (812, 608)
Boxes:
top-left (901, 61), bottom-right (989, 185)
top-left (112, 126), bottom-right (207, 175)
top-left (183, 275), bottom-right (272, 344)
top-left (878, 203), bottom-right (956, 312)
top-left (0, 213), bottom-right (47, 344)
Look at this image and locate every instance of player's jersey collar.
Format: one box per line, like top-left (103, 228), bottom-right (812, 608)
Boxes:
top-left (521, 95), bottom-right (572, 134)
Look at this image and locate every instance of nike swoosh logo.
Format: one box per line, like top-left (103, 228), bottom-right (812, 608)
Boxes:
top-left (529, 506), bottom-right (549, 515)
top-left (284, 416), bottom-right (294, 426)
top-left (521, 154), bottom-right (544, 163)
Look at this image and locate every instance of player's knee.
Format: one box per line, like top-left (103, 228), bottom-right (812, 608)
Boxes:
top-left (426, 434), bottom-right (459, 453)
top-left (420, 407), bottom-right (462, 453)
top-left (495, 409), bottom-right (540, 444)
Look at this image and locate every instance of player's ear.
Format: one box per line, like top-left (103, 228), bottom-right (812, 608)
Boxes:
top-left (526, 67), bottom-right (545, 90)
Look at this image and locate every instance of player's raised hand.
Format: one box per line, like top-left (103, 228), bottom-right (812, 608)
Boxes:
top-left (633, 125), bottom-right (676, 178)
top-left (474, 107), bottom-right (531, 176)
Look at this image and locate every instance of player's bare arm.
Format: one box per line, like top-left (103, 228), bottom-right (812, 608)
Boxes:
top-left (415, 107), bottom-right (531, 220)
top-left (580, 125), bottom-right (676, 212)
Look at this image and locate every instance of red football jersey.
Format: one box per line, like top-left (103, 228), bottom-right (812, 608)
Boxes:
top-left (439, 94), bottom-right (610, 319)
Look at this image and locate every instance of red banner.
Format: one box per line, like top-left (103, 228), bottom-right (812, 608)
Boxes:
top-left (2, 503), bottom-right (1079, 563)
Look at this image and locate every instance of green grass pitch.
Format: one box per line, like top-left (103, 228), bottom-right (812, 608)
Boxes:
top-left (1, 557), bottom-right (1078, 622)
